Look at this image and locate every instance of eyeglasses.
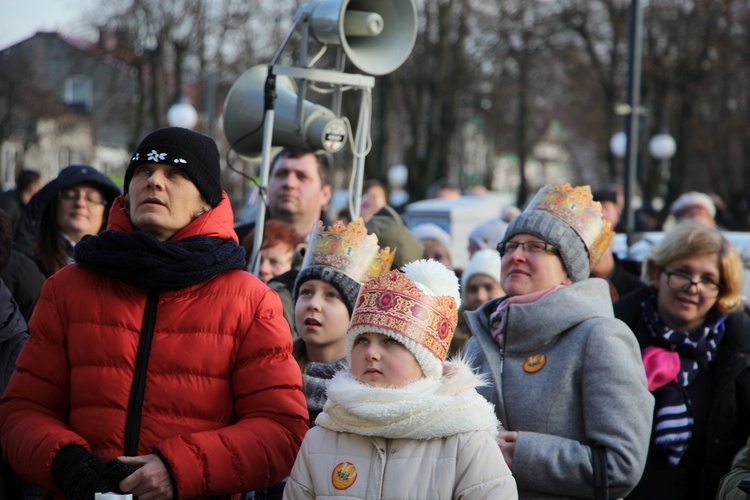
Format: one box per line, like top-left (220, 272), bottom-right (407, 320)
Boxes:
top-left (497, 240), bottom-right (558, 257)
top-left (660, 268), bottom-right (721, 298)
top-left (59, 188), bottom-right (107, 206)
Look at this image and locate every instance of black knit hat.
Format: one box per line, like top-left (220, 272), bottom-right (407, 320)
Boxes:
top-left (124, 127), bottom-right (222, 207)
top-left (293, 266), bottom-right (361, 317)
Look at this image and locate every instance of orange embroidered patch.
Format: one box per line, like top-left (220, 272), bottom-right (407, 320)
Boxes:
top-left (331, 462), bottom-right (358, 490)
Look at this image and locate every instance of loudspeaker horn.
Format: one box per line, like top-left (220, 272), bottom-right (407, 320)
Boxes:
top-left (223, 65), bottom-right (348, 157)
top-left (296, 0), bottom-right (417, 76)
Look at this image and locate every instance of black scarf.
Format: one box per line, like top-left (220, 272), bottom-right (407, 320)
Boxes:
top-left (641, 294), bottom-right (727, 465)
top-left (303, 357), bottom-right (350, 426)
top-left (74, 230), bottom-right (246, 291)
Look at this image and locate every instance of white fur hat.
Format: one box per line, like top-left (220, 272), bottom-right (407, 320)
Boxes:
top-left (346, 259), bottom-right (460, 380)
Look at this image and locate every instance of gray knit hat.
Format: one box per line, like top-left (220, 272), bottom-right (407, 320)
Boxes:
top-left (502, 210), bottom-right (590, 282)
top-left (500, 183), bottom-right (614, 283)
top-left (124, 127), bottom-right (223, 207)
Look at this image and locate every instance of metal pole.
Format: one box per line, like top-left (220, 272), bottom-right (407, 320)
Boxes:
top-left (251, 109), bottom-right (276, 275)
top-left (205, 68), bottom-right (217, 138)
top-left (623, 0), bottom-right (644, 242)
top-left (350, 90), bottom-right (371, 220)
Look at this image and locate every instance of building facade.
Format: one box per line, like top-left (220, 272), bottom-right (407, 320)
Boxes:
top-left (0, 31), bottom-right (137, 188)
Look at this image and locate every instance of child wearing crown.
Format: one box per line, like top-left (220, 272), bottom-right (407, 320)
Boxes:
top-left (283, 260), bottom-right (518, 499)
top-left (291, 218), bottom-right (395, 425)
top-left (253, 219), bottom-right (394, 500)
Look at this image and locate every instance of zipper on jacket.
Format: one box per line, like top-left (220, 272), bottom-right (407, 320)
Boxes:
top-left (124, 289), bottom-right (159, 456)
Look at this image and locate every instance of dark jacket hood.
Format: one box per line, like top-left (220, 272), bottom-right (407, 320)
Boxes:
top-left (13, 165), bottom-right (121, 256)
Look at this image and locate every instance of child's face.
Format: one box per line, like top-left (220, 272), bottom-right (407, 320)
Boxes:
top-left (295, 279), bottom-right (350, 359)
top-left (350, 332), bottom-right (424, 388)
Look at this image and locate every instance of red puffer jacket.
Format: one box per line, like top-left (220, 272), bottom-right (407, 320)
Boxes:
top-left (0, 193), bottom-right (308, 498)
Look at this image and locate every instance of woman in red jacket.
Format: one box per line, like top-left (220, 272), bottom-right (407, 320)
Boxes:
top-left (0, 127), bottom-right (308, 499)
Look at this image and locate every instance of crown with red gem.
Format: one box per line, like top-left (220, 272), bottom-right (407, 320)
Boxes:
top-left (347, 260), bottom-right (460, 380)
top-left (302, 218), bottom-right (395, 284)
top-left (524, 183), bottom-right (614, 268)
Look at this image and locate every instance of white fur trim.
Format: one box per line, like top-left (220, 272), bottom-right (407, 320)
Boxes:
top-left (316, 360), bottom-right (501, 440)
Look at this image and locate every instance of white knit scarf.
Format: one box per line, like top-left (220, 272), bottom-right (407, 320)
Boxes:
top-left (315, 359), bottom-right (501, 440)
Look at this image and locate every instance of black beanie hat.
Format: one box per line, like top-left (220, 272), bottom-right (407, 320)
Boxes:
top-left (293, 267), bottom-right (361, 317)
top-left (124, 127), bottom-right (223, 207)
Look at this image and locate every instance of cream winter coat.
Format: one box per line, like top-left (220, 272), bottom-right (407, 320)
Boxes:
top-left (283, 358), bottom-right (517, 499)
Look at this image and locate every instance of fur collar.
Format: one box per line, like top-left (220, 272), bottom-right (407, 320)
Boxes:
top-left (315, 357), bottom-right (501, 440)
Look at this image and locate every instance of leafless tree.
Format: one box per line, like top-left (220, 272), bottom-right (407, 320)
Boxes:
top-left (11, 0), bottom-right (750, 226)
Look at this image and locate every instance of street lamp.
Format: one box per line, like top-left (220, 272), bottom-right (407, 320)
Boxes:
top-left (388, 163), bottom-right (409, 208)
top-left (648, 133), bottom-right (676, 161)
top-left (609, 131), bottom-right (627, 160)
top-left (648, 132), bottom-right (676, 199)
top-left (167, 99), bottom-right (198, 129)
top-left (620, 0), bottom-right (645, 240)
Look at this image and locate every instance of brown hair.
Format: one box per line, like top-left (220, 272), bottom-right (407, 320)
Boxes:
top-left (242, 219), bottom-right (304, 267)
top-left (270, 148), bottom-right (332, 187)
top-left (292, 337), bottom-right (310, 375)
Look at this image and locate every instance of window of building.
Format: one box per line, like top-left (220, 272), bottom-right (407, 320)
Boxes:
top-left (64, 75), bottom-right (93, 111)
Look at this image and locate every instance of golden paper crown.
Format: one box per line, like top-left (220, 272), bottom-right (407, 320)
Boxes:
top-left (348, 270), bottom-right (457, 365)
top-left (524, 183), bottom-right (614, 268)
top-left (301, 218), bottom-right (395, 284)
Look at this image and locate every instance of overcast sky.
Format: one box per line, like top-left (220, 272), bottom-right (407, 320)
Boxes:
top-left (0, 0), bottom-right (95, 48)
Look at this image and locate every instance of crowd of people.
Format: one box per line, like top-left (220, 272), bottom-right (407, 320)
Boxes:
top-left (1, 126), bottom-right (750, 499)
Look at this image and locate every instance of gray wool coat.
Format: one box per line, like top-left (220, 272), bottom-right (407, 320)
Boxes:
top-left (465, 278), bottom-right (654, 499)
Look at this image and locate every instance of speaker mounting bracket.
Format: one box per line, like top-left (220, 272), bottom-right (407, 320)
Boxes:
top-left (273, 66), bottom-right (375, 89)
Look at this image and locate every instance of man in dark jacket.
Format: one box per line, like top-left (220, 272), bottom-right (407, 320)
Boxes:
top-left (0, 169), bottom-right (41, 235)
top-left (235, 148), bottom-right (333, 245)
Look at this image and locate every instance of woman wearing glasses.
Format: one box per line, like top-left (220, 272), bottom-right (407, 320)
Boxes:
top-left (614, 221), bottom-right (750, 499)
top-left (14, 165), bottom-right (120, 276)
top-left (465, 183), bottom-right (654, 499)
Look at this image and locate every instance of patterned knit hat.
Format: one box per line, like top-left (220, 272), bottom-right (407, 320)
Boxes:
top-left (124, 127), bottom-right (223, 207)
top-left (346, 259), bottom-right (460, 380)
top-left (501, 183), bottom-right (614, 283)
top-left (293, 218), bottom-right (395, 315)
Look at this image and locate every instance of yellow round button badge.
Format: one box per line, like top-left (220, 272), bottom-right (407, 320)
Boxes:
top-left (332, 462), bottom-right (358, 490)
top-left (523, 354), bottom-right (547, 373)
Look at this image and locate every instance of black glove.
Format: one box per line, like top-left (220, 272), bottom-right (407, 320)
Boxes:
top-left (101, 458), bottom-right (138, 487)
top-left (51, 445), bottom-right (136, 499)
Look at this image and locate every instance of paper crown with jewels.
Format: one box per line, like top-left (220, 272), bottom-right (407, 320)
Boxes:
top-left (301, 218), bottom-right (395, 284)
top-left (523, 183), bottom-right (614, 268)
top-left (347, 260), bottom-right (460, 380)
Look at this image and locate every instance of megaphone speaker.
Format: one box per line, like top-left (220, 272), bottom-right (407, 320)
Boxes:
top-left (297, 0), bottom-right (418, 76)
top-left (223, 65), bottom-right (348, 157)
